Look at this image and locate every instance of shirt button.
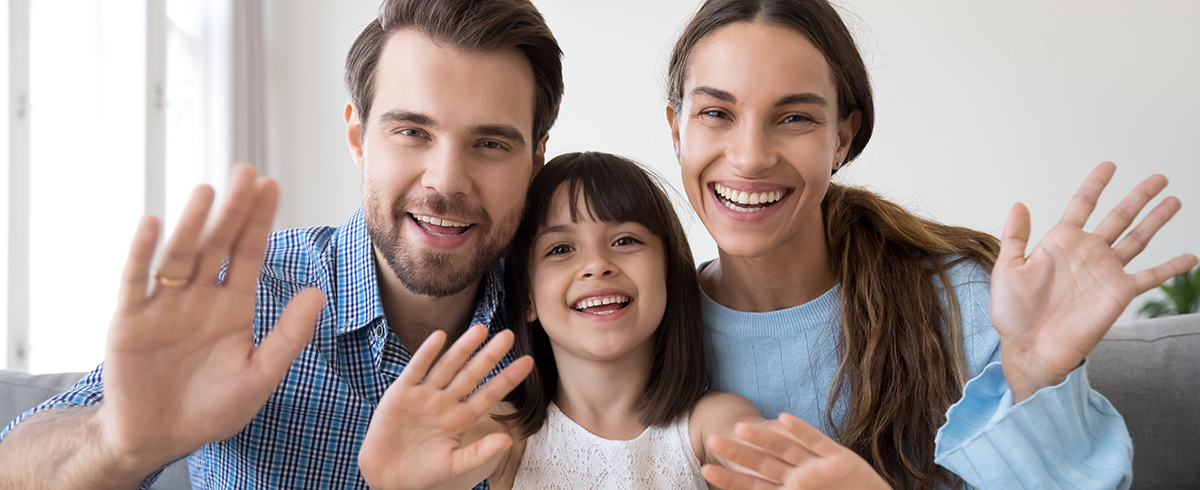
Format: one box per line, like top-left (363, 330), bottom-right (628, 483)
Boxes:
top-left (374, 324), bottom-right (387, 338)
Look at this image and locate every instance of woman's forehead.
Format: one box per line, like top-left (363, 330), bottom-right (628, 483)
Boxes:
top-left (685, 21), bottom-right (836, 105)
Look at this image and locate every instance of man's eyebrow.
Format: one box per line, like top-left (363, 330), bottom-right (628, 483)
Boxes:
top-left (377, 110), bottom-right (437, 127)
top-left (470, 124), bottom-right (527, 149)
top-left (775, 93), bottom-right (828, 108)
top-left (689, 86), bottom-right (736, 104)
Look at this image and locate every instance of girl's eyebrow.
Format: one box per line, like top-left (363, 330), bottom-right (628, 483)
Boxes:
top-left (535, 224), bottom-right (572, 240)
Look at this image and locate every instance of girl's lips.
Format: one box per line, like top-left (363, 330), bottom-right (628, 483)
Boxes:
top-left (569, 289), bottom-right (633, 322)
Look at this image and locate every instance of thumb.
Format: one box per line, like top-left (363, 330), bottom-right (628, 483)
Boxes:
top-left (997, 203), bottom-right (1031, 271)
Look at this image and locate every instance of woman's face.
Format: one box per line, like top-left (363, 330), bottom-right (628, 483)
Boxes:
top-left (668, 21), bottom-right (859, 259)
top-left (526, 186), bottom-right (667, 364)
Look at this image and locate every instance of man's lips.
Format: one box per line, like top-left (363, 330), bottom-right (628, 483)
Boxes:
top-left (410, 213), bottom-right (473, 236)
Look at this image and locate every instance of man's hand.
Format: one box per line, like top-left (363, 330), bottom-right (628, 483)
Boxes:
top-left (702, 413), bottom-right (891, 490)
top-left (991, 161), bottom-right (1198, 401)
top-left (96, 165), bottom-right (325, 474)
top-left (359, 325), bottom-right (533, 490)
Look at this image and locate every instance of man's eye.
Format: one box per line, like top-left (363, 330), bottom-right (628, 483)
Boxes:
top-left (781, 114), bottom-right (814, 125)
top-left (547, 244), bottom-right (573, 256)
top-left (398, 128), bottom-right (426, 138)
top-left (480, 140), bottom-right (507, 151)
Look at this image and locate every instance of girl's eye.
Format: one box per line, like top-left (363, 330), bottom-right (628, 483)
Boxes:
top-left (547, 244), bottom-right (573, 256)
top-left (613, 236), bottom-right (642, 247)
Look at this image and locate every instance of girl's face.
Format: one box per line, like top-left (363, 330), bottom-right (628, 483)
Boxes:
top-left (667, 21), bottom-right (859, 259)
top-left (527, 186), bottom-right (668, 364)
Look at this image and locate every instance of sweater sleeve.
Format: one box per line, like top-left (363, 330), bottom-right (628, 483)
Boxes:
top-left (934, 361), bottom-right (1132, 489)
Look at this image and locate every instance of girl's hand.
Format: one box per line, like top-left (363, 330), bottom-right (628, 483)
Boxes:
top-left (701, 413), bottom-right (890, 490)
top-left (358, 325), bottom-right (533, 490)
top-left (991, 162), bottom-right (1197, 402)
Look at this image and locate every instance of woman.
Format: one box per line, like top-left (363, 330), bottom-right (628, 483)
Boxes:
top-left (663, 1), bottom-right (1197, 489)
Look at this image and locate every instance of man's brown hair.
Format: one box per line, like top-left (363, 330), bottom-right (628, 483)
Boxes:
top-left (345, 0), bottom-right (564, 143)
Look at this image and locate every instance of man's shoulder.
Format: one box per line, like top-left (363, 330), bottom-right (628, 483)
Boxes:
top-left (260, 225), bottom-right (340, 286)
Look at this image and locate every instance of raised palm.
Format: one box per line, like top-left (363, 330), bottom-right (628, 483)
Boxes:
top-left (990, 162), bottom-right (1197, 400)
top-left (358, 325), bottom-right (533, 490)
top-left (97, 165), bottom-right (325, 470)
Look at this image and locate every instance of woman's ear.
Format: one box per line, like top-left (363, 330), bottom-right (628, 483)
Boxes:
top-left (666, 104), bottom-right (681, 161)
top-left (835, 109), bottom-right (862, 165)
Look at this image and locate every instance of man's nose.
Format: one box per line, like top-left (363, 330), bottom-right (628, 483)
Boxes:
top-left (726, 123), bottom-right (778, 174)
top-left (421, 145), bottom-right (472, 196)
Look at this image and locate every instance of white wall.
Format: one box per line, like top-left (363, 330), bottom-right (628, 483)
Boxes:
top-left (264, 0), bottom-right (1200, 324)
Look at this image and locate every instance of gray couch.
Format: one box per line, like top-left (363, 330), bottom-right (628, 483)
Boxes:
top-left (2, 313), bottom-right (1198, 489)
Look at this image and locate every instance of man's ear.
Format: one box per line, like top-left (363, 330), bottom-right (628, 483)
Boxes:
top-left (345, 102), bottom-right (365, 170)
top-left (531, 132), bottom-right (550, 180)
top-left (665, 105), bottom-right (681, 162)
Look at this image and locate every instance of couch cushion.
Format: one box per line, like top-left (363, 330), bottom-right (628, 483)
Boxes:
top-left (1091, 313), bottom-right (1200, 489)
top-left (0, 369), bottom-right (192, 490)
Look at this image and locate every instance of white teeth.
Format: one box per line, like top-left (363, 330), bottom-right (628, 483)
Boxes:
top-left (572, 294), bottom-right (631, 310)
top-left (413, 214), bottom-right (469, 227)
top-left (713, 184), bottom-right (784, 208)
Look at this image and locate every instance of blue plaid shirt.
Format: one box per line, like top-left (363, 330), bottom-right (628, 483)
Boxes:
top-left (2, 209), bottom-right (510, 489)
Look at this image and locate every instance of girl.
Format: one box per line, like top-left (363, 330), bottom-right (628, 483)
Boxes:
top-left (358, 151), bottom-right (890, 489)
top-left (663, 0), bottom-right (1197, 489)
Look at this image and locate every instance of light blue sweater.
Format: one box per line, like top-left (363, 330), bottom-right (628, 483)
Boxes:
top-left (702, 260), bottom-right (1133, 489)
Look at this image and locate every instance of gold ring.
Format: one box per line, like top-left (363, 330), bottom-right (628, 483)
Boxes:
top-left (154, 272), bottom-right (191, 287)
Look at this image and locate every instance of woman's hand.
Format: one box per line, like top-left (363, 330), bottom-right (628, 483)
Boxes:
top-left (991, 161), bottom-right (1197, 401)
top-left (358, 324), bottom-right (533, 490)
top-left (702, 413), bottom-right (890, 490)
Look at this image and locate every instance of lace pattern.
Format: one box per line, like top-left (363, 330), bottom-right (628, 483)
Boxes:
top-left (512, 403), bottom-right (707, 489)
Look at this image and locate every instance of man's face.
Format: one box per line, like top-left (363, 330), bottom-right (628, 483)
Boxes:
top-left (347, 30), bottom-right (545, 297)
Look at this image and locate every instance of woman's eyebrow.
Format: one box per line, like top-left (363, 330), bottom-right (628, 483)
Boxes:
top-left (775, 93), bottom-right (828, 107)
top-left (689, 86), bottom-right (736, 103)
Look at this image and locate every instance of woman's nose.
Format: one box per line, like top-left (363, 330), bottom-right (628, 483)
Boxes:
top-left (726, 123), bottom-right (778, 174)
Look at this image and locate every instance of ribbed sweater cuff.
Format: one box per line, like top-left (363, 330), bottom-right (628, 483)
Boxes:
top-left (934, 360), bottom-right (1133, 489)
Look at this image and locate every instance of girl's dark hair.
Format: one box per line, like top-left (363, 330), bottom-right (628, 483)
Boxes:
top-left (502, 151), bottom-right (709, 437)
top-left (668, 1), bottom-right (1000, 489)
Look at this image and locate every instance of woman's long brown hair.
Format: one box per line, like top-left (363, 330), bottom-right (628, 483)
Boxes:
top-left (669, 1), bottom-right (1000, 488)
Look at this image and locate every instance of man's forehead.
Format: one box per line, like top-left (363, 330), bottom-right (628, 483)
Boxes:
top-left (370, 29), bottom-right (537, 138)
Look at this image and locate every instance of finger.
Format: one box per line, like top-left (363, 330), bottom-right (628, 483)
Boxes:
top-left (466, 356), bottom-right (533, 415)
top-left (1059, 162), bottom-right (1116, 229)
top-left (224, 177), bottom-right (280, 295)
top-left (118, 216), bottom-right (161, 311)
top-left (153, 185), bottom-right (215, 292)
top-left (1092, 174), bottom-right (1168, 245)
top-left (1133, 254), bottom-right (1199, 293)
top-left (453, 432), bottom-right (513, 477)
top-left (1113, 197), bottom-right (1181, 264)
top-left (709, 433), bottom-right (792, 483)
top-left (423, 324), bottom-right (490, 390)
top-left (778, 413), bottom-right (844, 457)
top-left (701, 464), bottom-right (778, 490)
top-left (252, 288), bottom-right (324, 385)
top-left (735, 422), bottom-right (819, 467)
top-left (396, 329), bottom-right (447, 386)
top-left (194, 165), bottom-right (260, 283)
top-left (997, 203), bottom-right (1031, 269)
top-left (445, 329), bottom-right (516, 399)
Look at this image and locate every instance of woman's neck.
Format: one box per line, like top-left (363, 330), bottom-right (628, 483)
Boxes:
top-left (700, 214), bottom-right (837, 313)
top-left (551, 343), bottom-right (652, 440)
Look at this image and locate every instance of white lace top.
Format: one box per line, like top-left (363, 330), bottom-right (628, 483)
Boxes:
top-left (511, 403), bottom-right (707, 489)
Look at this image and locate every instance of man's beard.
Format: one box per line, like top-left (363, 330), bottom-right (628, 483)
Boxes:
top-left (364, 189), bottom-right (517, 298)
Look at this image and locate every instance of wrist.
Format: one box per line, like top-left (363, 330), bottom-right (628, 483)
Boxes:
top-left (998, 349), bottom-right (1071, 403)
top-left (91, 405), bottom-right (180, 480)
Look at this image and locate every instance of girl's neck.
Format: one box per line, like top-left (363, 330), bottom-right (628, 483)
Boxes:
top-left (551, 343), bottom-right (653, 441)
top-left (700, 213), bottom-right (837, 313)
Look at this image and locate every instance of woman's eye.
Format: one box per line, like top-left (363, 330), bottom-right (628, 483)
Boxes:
top-left (782, 114), bottom-right (813, 125)
top-left (547, 244), bottom-right (573, 256)
top-left (698, 109), bottom-right (728, 120)
top-left (613, 236), bottom-right (642, 247)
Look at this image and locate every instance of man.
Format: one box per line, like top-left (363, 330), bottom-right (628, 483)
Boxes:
top-left (0, 0), bottom-right (563, 488)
